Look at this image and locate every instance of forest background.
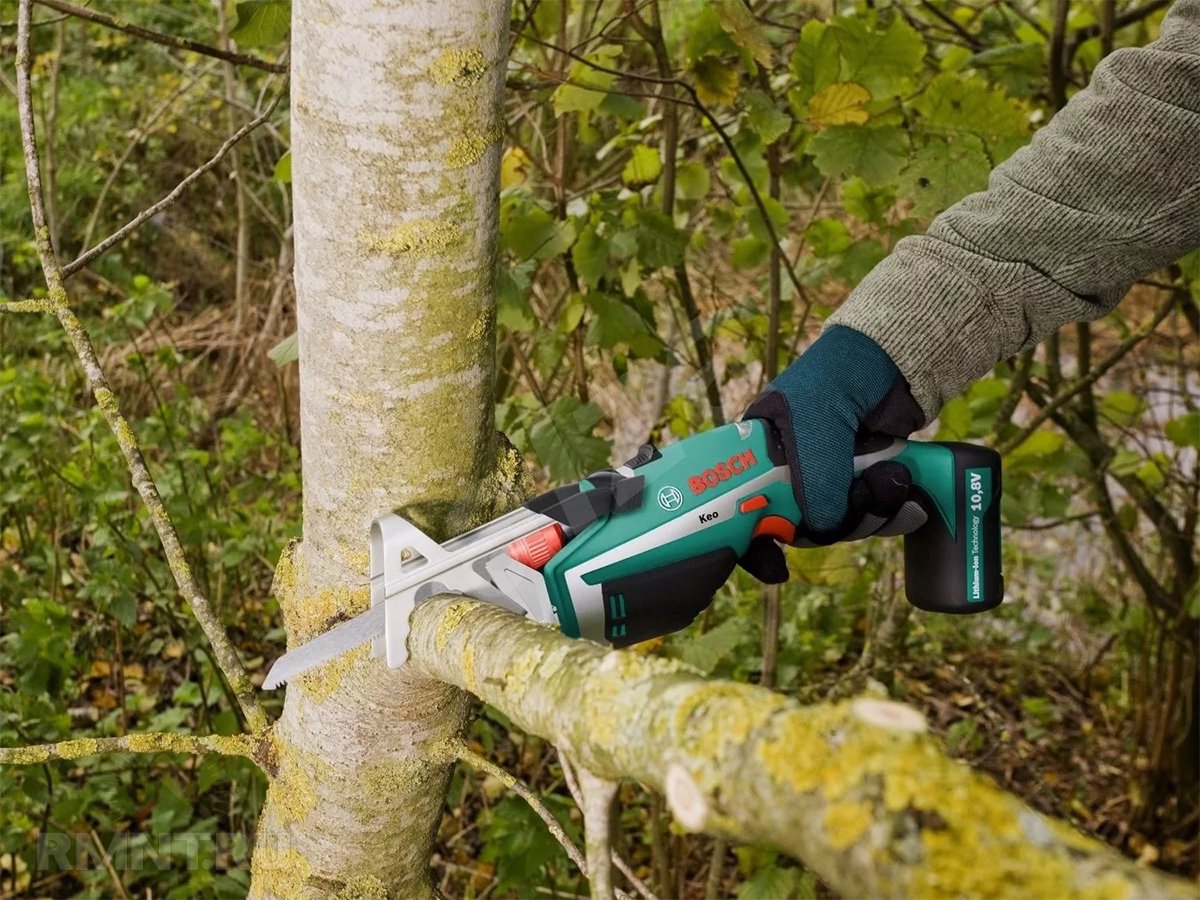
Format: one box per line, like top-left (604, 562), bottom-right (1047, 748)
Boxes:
top-left (0, 0), bottom-right (1197, 896)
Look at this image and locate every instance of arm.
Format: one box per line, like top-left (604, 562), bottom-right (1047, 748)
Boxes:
top-left (830, 0), bottom-right (1200, 419)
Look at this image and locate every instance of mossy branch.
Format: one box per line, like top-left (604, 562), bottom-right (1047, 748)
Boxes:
top-left (0, 298), bottom-right (60, 313)
top-left (410, 597), bottom-right (1192, 899)
top-left (15, 0), bottom-right (268, 734)
top-left (0, 732), bottom-right (262, 765)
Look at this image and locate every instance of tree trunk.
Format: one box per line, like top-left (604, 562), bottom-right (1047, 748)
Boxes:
top-left (250, 1), bottom-right (514, 895)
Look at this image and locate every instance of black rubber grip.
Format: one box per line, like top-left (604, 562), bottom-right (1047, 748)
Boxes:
top-left (600, 548), bottom-right (737, 647)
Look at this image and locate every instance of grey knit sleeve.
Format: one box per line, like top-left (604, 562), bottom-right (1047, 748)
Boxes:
top-left (828, 0), bottom-right (1200, 420)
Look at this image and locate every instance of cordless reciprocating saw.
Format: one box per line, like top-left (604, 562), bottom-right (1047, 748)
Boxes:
top-left (264, 419), bottom-right (1003, 687)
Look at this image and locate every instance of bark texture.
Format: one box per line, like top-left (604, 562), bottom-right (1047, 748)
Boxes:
top-left (411, 597), bottom-right (1192, 899)
top-left (251, 2), bottom-right (514, 896)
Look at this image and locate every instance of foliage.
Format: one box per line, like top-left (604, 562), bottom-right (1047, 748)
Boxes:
top-left (1, 0), bottom-right (1196, 896)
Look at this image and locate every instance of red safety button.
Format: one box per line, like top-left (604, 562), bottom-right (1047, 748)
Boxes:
top-left (739, 494), bottom-right (769, 514)
top-left (508, 523), bottom-right (566, 570)
top-left (753, 515), bottom-right (796, 544)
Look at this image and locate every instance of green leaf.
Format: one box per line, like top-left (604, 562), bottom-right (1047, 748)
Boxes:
top-left (1135, 458), bottom-right (1166, 490)
top-left (731, 236), bottom-right (768, 270)
top-left (552, 45), bottom-right (621, 115)
top-left (586, 294), bottom-right (662, 357)
top-left (572, 226), bottom-right (610, 289)
top-left (808, 124), bottom-right (907, 187)
top-left (272, 150), bottom-right (291, 183)
top-left (1165, 411), bottom-right (1200, 448)
top-left (935, 396), bottom-right (972, 441)
top-left (804, 218), bottom-right (852, 258)
top-left (841, 177), bottom-right (895, 224)
top-left (790, 20), bottom-right (840, 101)
top-left (831, 14), bottom-right (925, 98)
top-left (744, 195), bottom-right (789, 244)
top-left (633, 209), bottom-right (688, 269)
top-left (737, 865), bottom-right (811, 900)
top-left (268, 332), bottom-right (298, 367)
top-left (745, 89), bottom-right (791, 145)
top-left (832, 238), bottom-right (887, 283)
top-left (480, 796), bottom-right (573, 893)
top-left (529, 397), bottom-right (612, 481)
top-left (677, 616), bottom-right (751, 674)
top-left (503, 206), bottom-right (577, 261)
top-left (914, 73), bottom-right (1029, 142)
top-left (621, 145), bottom-right (663, 186)
top-left (1098, 390), bottom-right (1146, 427)
top-left (230, 0), bottom-right (290, 47)
top-left (497, 265), bottom-right (536, 332)
top-left (1008, 429), bottom-right (1066, 460)
top-left (898, 137), bottom-right (990, 217)
top-left (714, 0), bottom-right (773, 67)
top-left (676, 161), bottom-right (711, 201)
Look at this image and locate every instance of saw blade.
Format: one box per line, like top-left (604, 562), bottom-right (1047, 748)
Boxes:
top-left (262, 602), bottom-right (385, 689)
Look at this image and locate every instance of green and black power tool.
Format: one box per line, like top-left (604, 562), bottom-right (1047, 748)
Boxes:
top-left (265, 419), bottom-right (1003, 685)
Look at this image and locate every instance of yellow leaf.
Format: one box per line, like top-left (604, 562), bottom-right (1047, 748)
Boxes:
top-left (89, 660), bottom-right (111, 679)
top-left (500, 146), bottom-right (530, 189)
top-left (690, 55), bottom-right (740, 106)
top-left (807, 82), bottom-right (872, 128)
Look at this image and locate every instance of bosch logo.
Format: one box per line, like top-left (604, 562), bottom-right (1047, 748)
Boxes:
top-left (657, 486), bottom-right (684, 511)
top-left (688, 449), bottom-right (757, 495)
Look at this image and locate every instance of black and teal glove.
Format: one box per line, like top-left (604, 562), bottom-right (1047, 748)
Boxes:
top-left (739, 325), bottom-right (927, 583)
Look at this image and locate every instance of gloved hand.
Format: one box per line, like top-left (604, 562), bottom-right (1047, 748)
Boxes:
top-left (738, 325), bottom-right (928, 584)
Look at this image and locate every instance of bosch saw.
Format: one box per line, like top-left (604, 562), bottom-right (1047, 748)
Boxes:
top-left (263, 419), bottom-right (1002, 688)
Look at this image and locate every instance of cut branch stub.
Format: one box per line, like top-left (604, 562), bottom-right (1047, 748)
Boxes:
top-left (409, 597), bottom-right (1193, 900)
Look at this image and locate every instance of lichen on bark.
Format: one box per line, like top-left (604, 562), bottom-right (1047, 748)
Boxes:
top-left (409, 597), bottom-right (1194, 900)
top-left (250, 1), bottom-right (514, 897)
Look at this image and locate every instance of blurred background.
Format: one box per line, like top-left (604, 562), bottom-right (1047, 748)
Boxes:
top-left (1, 0), bottom-right (1196, 896)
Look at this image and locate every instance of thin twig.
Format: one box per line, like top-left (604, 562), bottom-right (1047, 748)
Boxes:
top-left (1073, 0), bottom-right (1170, 41)
top-left (0, 732), bottom-right (259, 765)
top-left (997, 294), bottom-right (1176, 456)
top-left (453, 742), bottom-right (638, 900)
top-left (79, 61), bottom-right (217, 252)
top-left (63, 85), bottom-right (285, 278)
top-left (520, 28), bottom-right (811, 309)
top-left (15, 0), bottom-right (268, 733)
top-left (451, 741), bottom-right (587, 871)
top-left (89, 828), bottom-right (131, 900)
top-left (33, 0), bottom-right (288, 73)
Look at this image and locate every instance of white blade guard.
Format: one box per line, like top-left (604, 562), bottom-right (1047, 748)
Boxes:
top-left (371, 511), bottom-right (557, 668)
top-left (263, 511), bottom-right (560, 687)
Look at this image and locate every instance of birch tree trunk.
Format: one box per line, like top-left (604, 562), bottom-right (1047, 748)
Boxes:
top-left (251, 2), bottom-right (514, 895)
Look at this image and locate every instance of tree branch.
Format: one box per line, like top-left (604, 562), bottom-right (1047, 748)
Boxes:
top-left (450, 739), bottom-right (588, 871)
top-left (62, 84), bottom-right (285, 279)
top-left (410, 597), bottom-right (1192, 899)
top-left (578, 767), bottom-right (620, 900)
top-left (519, 28), bottom-right (811, 310)
top-left (0, 298), bottom-right (60, 313)
top-left (0, 732), bottom-right (260, 765)
top-left (15, 0), bottom-right (268, 733)
top-left (996, 293), bottom-right (1176, 455)
top-left (32, 0), bottom-right (288, 73)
